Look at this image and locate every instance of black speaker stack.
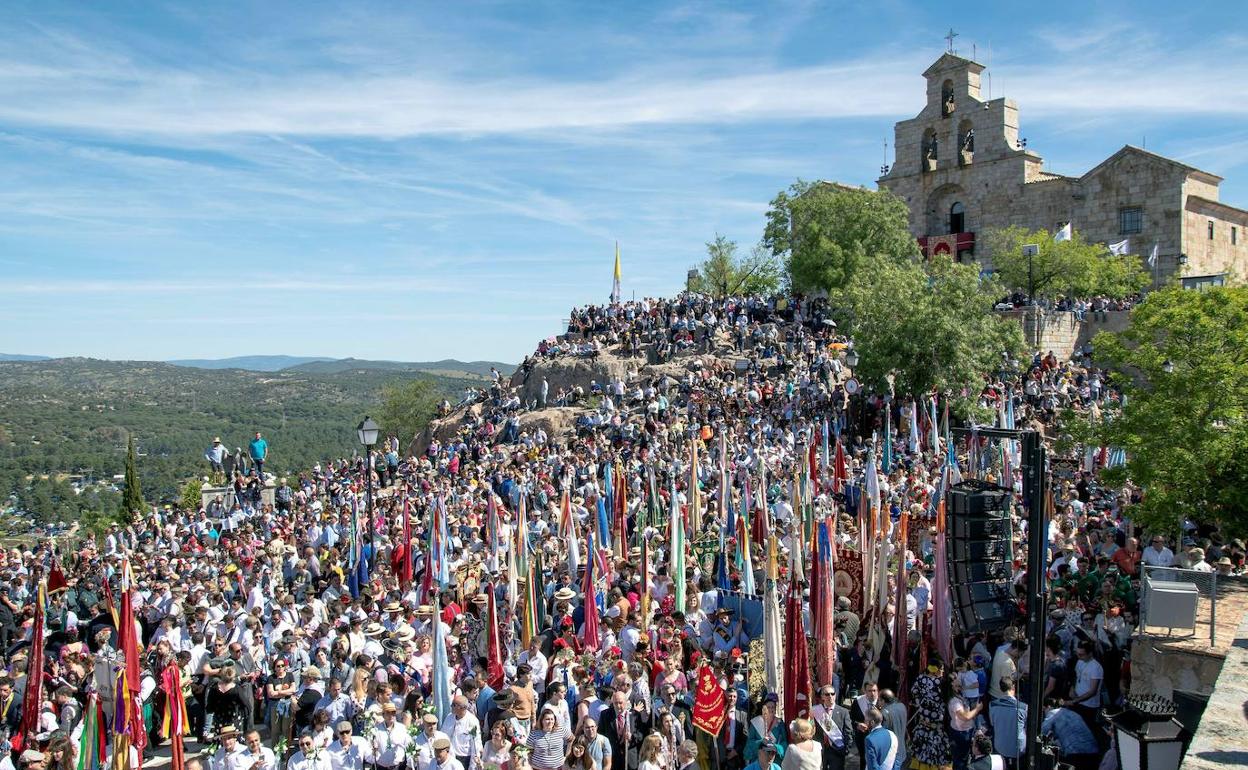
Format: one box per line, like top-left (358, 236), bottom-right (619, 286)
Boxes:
top-left (946, 479), bottom-right (1015, 633)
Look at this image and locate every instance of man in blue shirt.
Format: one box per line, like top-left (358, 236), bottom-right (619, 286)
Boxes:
top-left (249, 431), bottom-right (268, 478)
top-left (1041, 701), bottom-right (1100, 770)
top-left (988, 676), bottom-right (1027, 767)
top-left (864, 709), bottom-right (902, 770)
top-left (743, 739), bottom-right (782, 770)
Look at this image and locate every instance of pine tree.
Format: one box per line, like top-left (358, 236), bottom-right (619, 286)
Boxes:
top-left (122, 433), bottom-right (144, 521)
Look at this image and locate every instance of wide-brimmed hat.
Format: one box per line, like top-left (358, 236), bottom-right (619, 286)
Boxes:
top-left (363, 622), bottom-right (386, 638)
top-left (383, 601), bottom-right (403, 613)
top-left (217, 725), bottom-right (240, 738)
top-left (553, 587), bottom-right (576, 602)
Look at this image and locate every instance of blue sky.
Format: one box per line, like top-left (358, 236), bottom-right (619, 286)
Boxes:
top-left (2, 1), bottom-right (1246, 363)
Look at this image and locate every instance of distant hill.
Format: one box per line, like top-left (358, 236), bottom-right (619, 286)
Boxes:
top-left (285, 357), bottom-right (512, 378)
top-left (0, 354), bottom-right (50, 362)
top-left (0, 357), bottom-right (478, 506)
top-left (168, 355), bottom-right (335, 371)
top-left (4, 354), bottom-right (512, 378)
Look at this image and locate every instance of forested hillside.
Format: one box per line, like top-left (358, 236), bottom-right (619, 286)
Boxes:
top-left (0, 358), bottom-right (474, 522)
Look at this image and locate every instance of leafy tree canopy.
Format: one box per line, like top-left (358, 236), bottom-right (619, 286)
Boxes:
top-left (763, 181), bottom-right (918, 293)
top-left (688, 235), bottom-right (781, 298)
top-left (1087, 287), bottom-right (1248, 536)
top-left (830, 256), bottom-right (1024, 415)
top-left (982, 226), bottom-right (1150, 299)
top-left (378, 379), bottom-right (442, 447)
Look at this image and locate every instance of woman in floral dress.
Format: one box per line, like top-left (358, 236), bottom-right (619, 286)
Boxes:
top-left (908, 661), bottom-right (952, 770)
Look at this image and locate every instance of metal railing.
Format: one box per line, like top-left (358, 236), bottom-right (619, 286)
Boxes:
top-left (1138, 565), bottom-right (1219, 646)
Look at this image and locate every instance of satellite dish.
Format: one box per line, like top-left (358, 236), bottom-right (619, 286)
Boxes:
top-left (844, 378), bottom-right (861, 395)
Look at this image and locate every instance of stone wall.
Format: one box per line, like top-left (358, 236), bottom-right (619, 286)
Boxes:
top-left (201, 481), bottom-right (274, 510)
top-left (1178, 611), bottom-right (1248, 770)
top-left (1002, 308), bottom-right (1131, 360)
top-left (1131, 641), bottom-right (1227, 703)
top-left (1183, 196), bottom-right (1248, 280)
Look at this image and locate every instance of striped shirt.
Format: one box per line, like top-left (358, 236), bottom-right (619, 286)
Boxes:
top-left (525, 726), bottom-right (570, 770)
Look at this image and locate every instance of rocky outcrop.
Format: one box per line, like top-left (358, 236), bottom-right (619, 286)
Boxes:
top-left (411, 332), bottom-right (749, 457)
top-left (509, 351), bottom-right (633, 404)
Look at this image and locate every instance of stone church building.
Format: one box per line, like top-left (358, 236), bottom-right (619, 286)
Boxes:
top-left (878, 52), bottom-right (1248, 288)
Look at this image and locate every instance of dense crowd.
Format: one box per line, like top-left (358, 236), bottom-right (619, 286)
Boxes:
top-left (2, 292), bottom-right (1242, 770)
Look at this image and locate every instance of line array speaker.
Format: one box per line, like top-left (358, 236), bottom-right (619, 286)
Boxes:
top-left (946, 479), bottom-right (1015, 633)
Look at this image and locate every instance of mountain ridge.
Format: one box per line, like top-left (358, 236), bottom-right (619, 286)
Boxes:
top-left (0, 354), bottom-right (514, 377)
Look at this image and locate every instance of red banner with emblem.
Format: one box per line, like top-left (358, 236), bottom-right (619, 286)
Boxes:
top-left (691, 662), bottom-right (727, 736)
top-left (835, 545), bottom-right (864, 614)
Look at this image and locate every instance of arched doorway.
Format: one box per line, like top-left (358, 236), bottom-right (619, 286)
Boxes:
top-left (950, 202), bottom-right (965, 234)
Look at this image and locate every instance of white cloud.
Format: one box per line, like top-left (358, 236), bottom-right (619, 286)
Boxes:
top-left (0, 25), bottom-right (1242, 146)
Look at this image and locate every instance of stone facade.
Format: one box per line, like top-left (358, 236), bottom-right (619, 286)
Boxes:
top-left (1000, 308), bottom-right (1131, 361)
top-left (878, 53), bottom-right (1248, 286)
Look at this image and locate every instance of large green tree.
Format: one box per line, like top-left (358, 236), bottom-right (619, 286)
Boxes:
top-left (831, 256), bottom-right (1024, 413)
top-left (982, 226), bottom-right (1150, 298)
top-left (1087, 287), bottom-right (1248, 535)
top-left (688, 235), bottom-right (781, 297)
top-left (763, 181), bottom-right (918, 293)
top-left (378, 379), bottom-right (441, 446)
top-left (122, 433), bottom-right (144, 520)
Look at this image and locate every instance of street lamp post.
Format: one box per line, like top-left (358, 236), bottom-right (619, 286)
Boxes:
top-left (1021, 244), bottom-right (1039, 304)
top-left (357, 416), bottom-right (380, 560)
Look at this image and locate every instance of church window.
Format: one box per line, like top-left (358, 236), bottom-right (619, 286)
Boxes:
top-left (941, 79), bottom-right (955, 116)
top-left (949, 202), bottom-right (965, 234)
top-left (1118, 207), bottom-right (1143, 235)
top-left (1233, 226), bottom-right (1238, 245)
top-left (1209, 220), bottom-right (1215, 240)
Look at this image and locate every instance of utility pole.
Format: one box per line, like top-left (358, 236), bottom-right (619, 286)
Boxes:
top-left (1022, 430), bottom-right (1048, 770)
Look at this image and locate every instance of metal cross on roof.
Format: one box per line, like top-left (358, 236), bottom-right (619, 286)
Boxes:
top-left (945, 28), bottom-right (958, 53)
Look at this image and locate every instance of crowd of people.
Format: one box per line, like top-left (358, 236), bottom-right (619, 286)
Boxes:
top-left (2, 292), bottom-right (1239, 770)
top-left (993, 292), bottom-right (1143, 319)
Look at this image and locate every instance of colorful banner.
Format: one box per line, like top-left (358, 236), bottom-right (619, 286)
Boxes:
top-left (835, 546), bottom-right (863, 615)
top-left (691, 663), bottom-right (727, 736)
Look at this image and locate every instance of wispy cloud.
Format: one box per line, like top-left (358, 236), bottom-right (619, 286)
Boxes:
top-left (0, 23), bottom-right (1245, 143)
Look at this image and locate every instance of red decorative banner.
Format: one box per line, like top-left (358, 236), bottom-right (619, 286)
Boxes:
top-left (835, 546), bottom-right (864, 615)
top-left (691, 662), bottom-right (727, 736)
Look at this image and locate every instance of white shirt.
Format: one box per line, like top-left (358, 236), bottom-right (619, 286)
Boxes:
top-left (241, 746), bottom-right (278, 770)
top-left (286, 750), bottom-right (333, 770)
top-left (371, 722), bottom-right (411, 768)
top-left (413, 730), bottom-right (451, 770)
top-left (327, 736), bottom-right (373, 770)
top-left (519, 649), bottom-right (549, 693)
top-left (208, 744), bottom-right (249, 770)
top-left (1141, 546), bottom-right (1175, 567)
top-left (1073, 658), bottom-right (1104, 706)
top-left (441, 712), bottom-right (483, 767)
